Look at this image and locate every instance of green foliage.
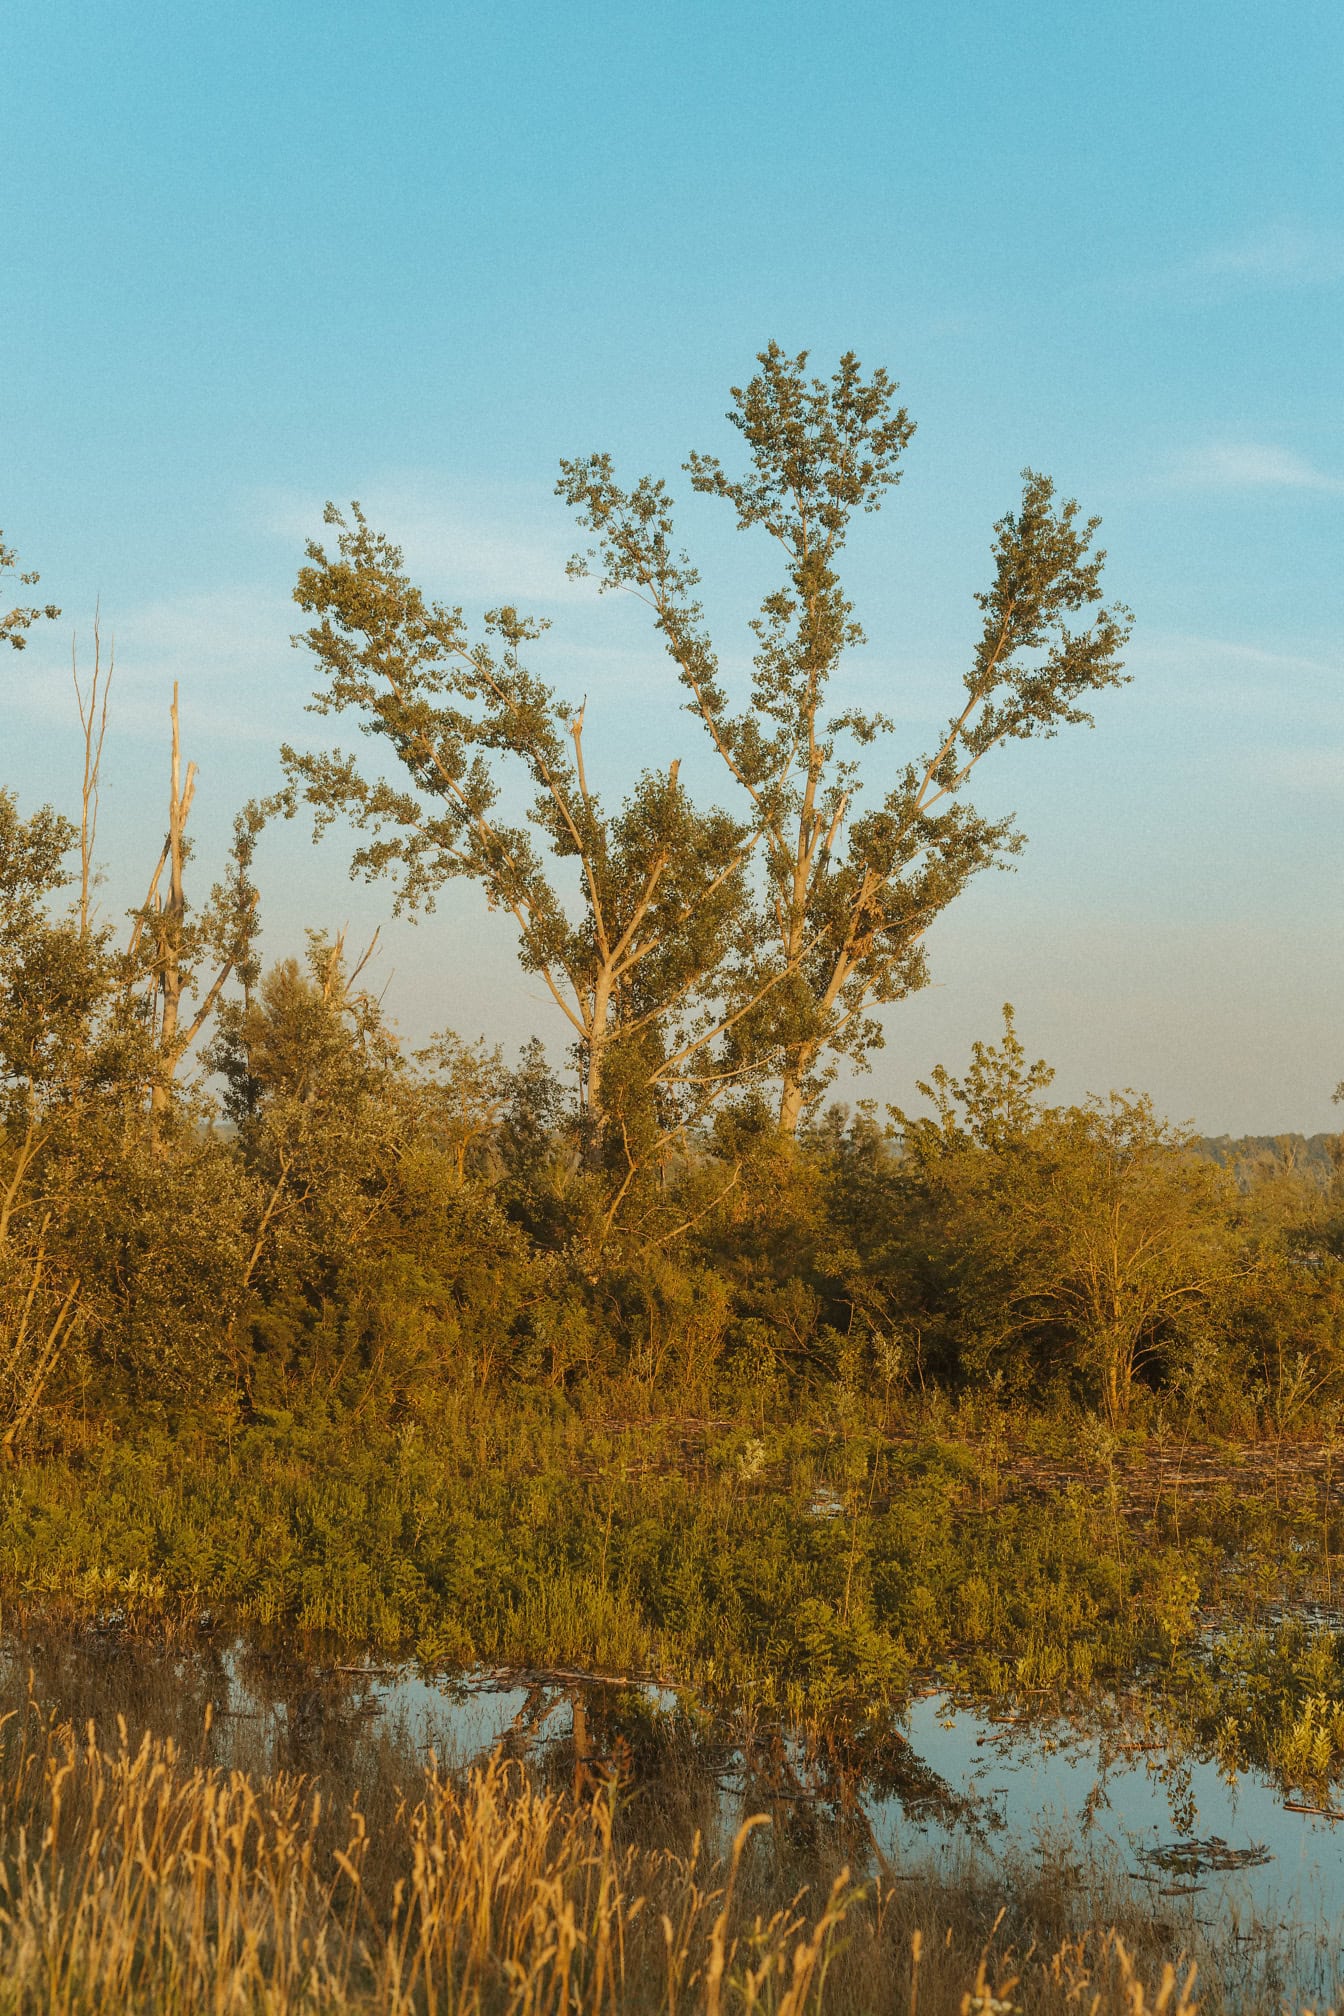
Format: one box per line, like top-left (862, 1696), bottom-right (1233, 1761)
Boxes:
top-left (1167, 1616), bottom-right (1344, 1797)
top-left (0, 527), bottom-right (59, 651)
top-left (562, 345), bottom-right (1131, 1128)
top-left (282, 504), bottom-right (754, 1176)
top-left (884, 1010), bottom-right (1245, 1421)
top-left (0, 1399), bottom-right (1192, 1704)
top-left (0, 352), bottom-right (1340, 1751)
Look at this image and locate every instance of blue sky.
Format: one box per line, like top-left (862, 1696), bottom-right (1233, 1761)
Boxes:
top-left (4, 0), bottom-right (1341, 1132)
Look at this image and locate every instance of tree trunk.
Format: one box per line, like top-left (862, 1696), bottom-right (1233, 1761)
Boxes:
top-left (777, 1037), bottom-right (821, 1135)
top-left (778, 1075), bottom-right (805, 1135)
top-left (1100, 1327), bottom-right (1134, 1428)
top-left (150, 686), bottom-right (196, 1134)
top-left (582, 969), bottom-right (614, 1157)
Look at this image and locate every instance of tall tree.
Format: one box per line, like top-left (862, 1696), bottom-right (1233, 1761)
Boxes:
top-left (560, 343), bottom-right (1132, 1130)
top-left (283, 505), bottom-right (758, 1197)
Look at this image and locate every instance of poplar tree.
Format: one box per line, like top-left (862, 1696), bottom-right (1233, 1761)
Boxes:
top-left (560, 343), bottom-right (1132, 1131)
top-left (283, 507), bottom-right (756, 1193)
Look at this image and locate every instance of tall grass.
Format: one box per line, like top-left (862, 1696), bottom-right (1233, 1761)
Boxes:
top-left (0, 1700), bottom-right (1294, 2015)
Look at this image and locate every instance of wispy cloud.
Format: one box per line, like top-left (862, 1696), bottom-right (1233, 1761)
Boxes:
top-left (1194, 222), bottom-right (1344, 287)
top-left (1166, 441), bottom-right (1343, 493)
top-left (17, 588), bottom-right (297, 746)
top-left (1134, 634), bottom-right (1339, 679)
top-left (1117, 221), bottom-right (1344, 306)
top-left (1263, 747), bottom-right (1344, 794)
top-left (258, 477), bottom-right (595, 606)
top-left (1126, 632), bottom-right (1343, 725)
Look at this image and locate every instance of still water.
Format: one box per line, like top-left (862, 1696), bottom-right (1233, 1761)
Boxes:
top-left (4, 1632), bottom-right (1343, 2005)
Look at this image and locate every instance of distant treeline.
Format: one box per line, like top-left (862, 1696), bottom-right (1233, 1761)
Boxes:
top-left (1198, 1135), bottom-right (1342, 1189)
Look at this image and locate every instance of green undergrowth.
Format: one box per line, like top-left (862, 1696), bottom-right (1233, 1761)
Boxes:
top-left (2, 1389), bottom-right (1335, 1723)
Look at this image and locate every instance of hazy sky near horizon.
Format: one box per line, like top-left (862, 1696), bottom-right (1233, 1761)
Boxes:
top-left (3, 0), bottom-right (1341, 1135)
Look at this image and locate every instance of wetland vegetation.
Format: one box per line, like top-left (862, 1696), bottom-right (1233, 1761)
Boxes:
top-left (3, 349), bottom-right (1344, 2008)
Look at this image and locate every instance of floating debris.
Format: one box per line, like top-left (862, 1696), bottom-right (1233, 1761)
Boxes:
top-left (1138, 1835), bottom-right (1272, 1876)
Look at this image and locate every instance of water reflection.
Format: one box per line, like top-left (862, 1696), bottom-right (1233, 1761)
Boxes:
top-left (3, 1631), bottom-right (1343, 2004)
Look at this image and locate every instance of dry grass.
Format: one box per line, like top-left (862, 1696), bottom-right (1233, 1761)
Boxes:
top-left (0, 1700), bottom-right (1295, 2015)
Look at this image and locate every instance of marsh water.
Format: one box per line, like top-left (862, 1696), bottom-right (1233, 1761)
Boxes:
top-left (5, 1629), bottom-right (1343, 2006)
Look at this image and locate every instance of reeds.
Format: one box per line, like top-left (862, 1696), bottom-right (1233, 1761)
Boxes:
top-left (0, 1709), bottom-right (847, 2014)
top-left (0, 1701), bottom-right (1290, 2015)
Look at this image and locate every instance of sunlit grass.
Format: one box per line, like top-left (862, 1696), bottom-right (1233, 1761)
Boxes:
top-left (0, 1704), bottom-right (1240, 2015)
